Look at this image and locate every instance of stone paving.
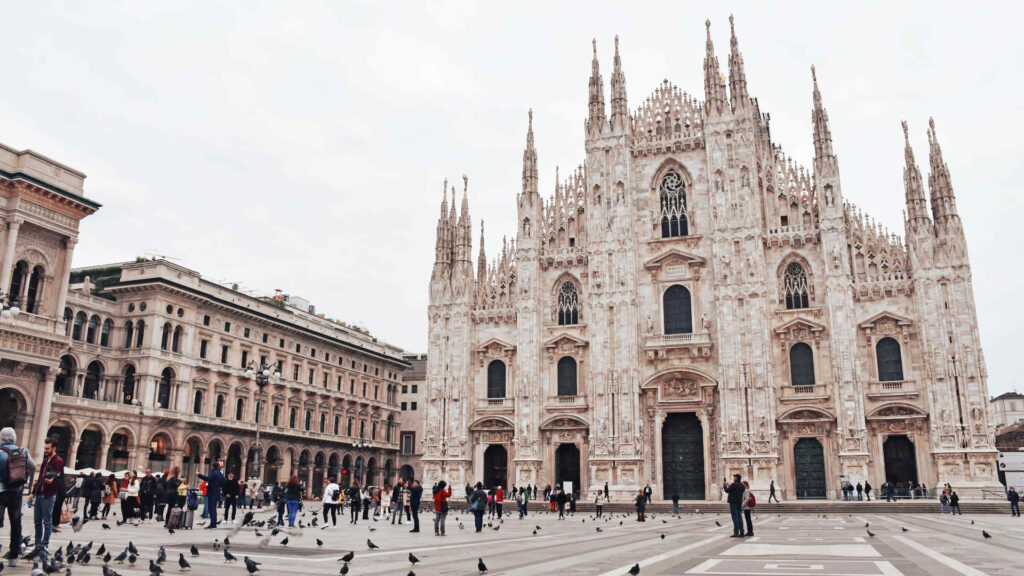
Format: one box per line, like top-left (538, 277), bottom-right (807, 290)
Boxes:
top-left (6, 505), bottom-right (1024, 575)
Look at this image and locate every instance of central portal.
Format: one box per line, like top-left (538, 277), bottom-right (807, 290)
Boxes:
top-left (883, 435), bottom-right (918, 485)
top-left (661, 413), bottom-right (706, 499)
top-left (793, 437), bottom-right (827, 499)
top-left (555, 444), bottom-right (581, 496)
top-left (483, 445), bottom-right (508, 489)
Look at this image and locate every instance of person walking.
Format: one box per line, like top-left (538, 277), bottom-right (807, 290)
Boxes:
top-left (949, 490), bottom-right (961, 515)
top-left (433, 480), bottom-right (451, 536)
top-left (768, 480), bottom-right (779, 503)
top-left (495, 485), bottom-right (504, 519)
top-left (29, 437), bottom-right (64, 554)
top-left (322, 477), bottom-right (340, 526)
top-left (644, 483), bottom-right (653, 504)
top-left (87, 473), bottom-right (103, 519)
top-left (939, 491), bottom-right (949, 514)
top-left (69, 475), bottom-right (83, 513)
top-left (486, 488), bottom-right (495, 519)
top-left (101, 474), bottom-right (117, 519)
top-left (634, 488), bottom-right (646, 522)
top-left (885, 480), bottom-right (894, 502)
top-left (347, 481), bottom-right (362, 525)
top-left (51, 472), bottom-right (66, 532)
top-left (222, 472), bottom-right (239, 523)
top-left (283, 475), bottom-right (302, 527)
top-left (604, 482), bottom-right (609, 501)
top-left (741, 480), bottom-right (756, 536)
top-left (139, 469), bottom-right (157, 521)
top-left (671, 491), bottom-right (680, 515)
top-left (548, 486), bottom-right (557, 512)
top-left (0, 427), bottom-right (35, 568)
top-left (594, 491), bottom-right (604, 518)
top-left (1009, 487), bottom-right (1020, 517)
top-left (124, 472), bottom-right (141, 524)
top-left (246, 476), bottom-right (262, 509)
top-left (724, 474), bottom-right (745, 538)
top-left (470, 482), bottom-right (487, 532)
top-left (864, 480), bottom-right (872, 501)
top-left (516, 488), bottom-right (526, 519)
top-left (80, 472), bottom-right (94, 518)
top-left (556, 488), bottom-right (568, 520)
top-left (196, 462), bottom-right (226, 529)
top-left (164, 467), bottom-right (182, 512)
top-left (521, 483), bottom-right (530, 517)
top-left (408, 479), bottom-right (423, 533)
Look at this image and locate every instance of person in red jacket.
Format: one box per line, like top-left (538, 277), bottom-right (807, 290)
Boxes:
top-left (495, 485), bottom-right (504, 519)
top-left (28, 437), bottom-right (64, 554)
top-left (432, 481), bottom-right (452, 536)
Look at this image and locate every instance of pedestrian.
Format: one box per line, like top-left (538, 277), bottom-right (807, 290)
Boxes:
top-left (400, 481), bottom-right (410, 522)
top-left (864, 480), bottom-right (872, 501)
top-left (522, 483), bottom-right (530, 516)
top-left (886, 480), bottom-right (894, 502)
top-left (80, 472), bottom-right (93, 517)
top-left (247, 476), bottom-right (262, 509)
top-left (222, 472), bottom-right (240, 523)
top-left (644, 483), bottom-right (652, 504)
top-left (391, 482), bottom-right (404, 524)
top-left (284, 475), bottom-right (302, 527)
top-left (433, 480), bottom-right (451, 536)
top-left (548, 486), bottom-right (557, 512)
top-left (69, 474), bottom-right (83, 512)
top-left (594, 491), bottom-right (603, 517)
top-left (322, 477), bottom-right (340, 526)
top-left (949, 490), bottom-right (961, 515)
top-left (939, 491), bottom-right (949, 514)
top-left (1009, 487), bottom-right (1020, 517)
top-left (603, 481), bottom-right (609, 501)
top-left (556, 488), bottom-right (568, 519)
top-left (347, 481), bottom-right (361, 525)
top-left (495, 485), bottom-right (504, 519)
top-left (138, 469), bottom-right (157, 521)
top-left (470, 482), bottom-right (487, 532)
top-left (123, 472), bottom-right (141, 524)
top-left (0, 426), bottom-right (35, 568)
top-left (409, 479), bottom-right (423, 533)
top-left (671, 491), bottom-right (680, 515)
top-left (487, 488), bottom-right (495, 518)
top-left (273, 482), bottom-right (285, 524)
top-left (856, 482), bottom-right (863, 501)
top-left (101, 474), bottom-right (117, 519)
top-left (28, 437), bottom-right (64, 554)
top-left (165, 467), bottom-right (182, 511)
top-left (741, 480), bottom-right (755, 536)
top-left (51, 472), bottom-right (66, 532)
top-left (634, 488), bottom-right (646, 522)
top-left (724, 474), bottom-right (745, 538)
top-left (88, 472), bottom-right (103, 519)
top-left (465, 483), bottom-right (473, 510)
top-left (517, 488), bottom-right (527, 519)
top-left (196, 462), bottom-right (226, 529)
top-left (768, 480), bottom-right (779, 503)
top-left (532, 484), bottom-right (537, 500)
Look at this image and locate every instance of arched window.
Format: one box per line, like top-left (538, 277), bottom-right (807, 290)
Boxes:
top-left (122, 365), bottom-right (136, 404)
top-left (72, 311), bottom-right (87, 341)
top-left (135, 320), bottom-right (145, 348)
top-left (100, 319), bottom-right (112, 347)
top-left (320, 413), bottom-right (326, 433)
top-left (86, 315), bottom-right (100, 344)
top-left (289, 407), bottom-right (297, 429)
top-left (26, 265), bottom-right (44, 314)
top-left (157, 367), bottom-right (173, 409)
top-left (557, 356), bottom-right (578, 396)
top-left (876, 337), bottom-right (905, 382)
top-left (789, 343), bottom-right (815, 386)
top-left (663, 285), bottom-right (693, 334)
top-left (273, 404), bottom-right (281, 426)
top-left (236, 398), bottom-right (244, 420)
top-left (386, 414), bottom-right (395, 442)
top-left (124, 321), bottom-right (134, 348)
top-left (783, 262), bottom-right (810, 309)
top-left (55, 355), bottom-right (75, 395)
top-left (659, 170), bottom-right (689, 237)
top-left (84, 361), bottom-right (103, 399)
top-left (215, 394), bottom-right (225, 417)
top-left (304, 410), bottom-right (312, 431)
top-left (160, 323), bottom-right (171, 350)
top-left (556, 282), bottom-right (579, 325)
top-left (487, 360), bottom-right (506, 399)
top-left (172, 325), bottom-right (183, 353)
top-left (8, 261), bottom-right (27, 305)
top-left (193, 390), bottom-right (204, 415)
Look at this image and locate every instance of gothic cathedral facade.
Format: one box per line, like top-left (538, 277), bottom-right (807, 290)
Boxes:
top-left (422, 18), bottom-right (998, 499)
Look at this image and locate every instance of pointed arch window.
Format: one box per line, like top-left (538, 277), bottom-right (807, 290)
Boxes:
top-left (556, 282), bottom-right (579, 325)
top-left (663, 285), bottom-right (693, 334)
top-left (557, 356), bottom-right (578, 396)
top-left (789, 342), bottom-right (815, 386)
top-left (783, 262), bottom-right (810, 309)
top-left (659, 170), bottom-right (689, 238)
top-left (487, 360), bottom-right (506, 399)
top-left (876, 337), bottom-right (904, 382)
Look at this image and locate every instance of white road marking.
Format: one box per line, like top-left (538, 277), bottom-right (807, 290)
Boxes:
top-left (893, 535), bottom-right (989, 576)
top-left (722, 543), bottom-right (881, 557)
top-left (876, 561), bottom-right (906, 576)
top-left (763, 563), bottom-right (824, 570)
top-left (686, 558), bottom-right (721, 573)
top-left (594, 535), bottom-right (725, 576)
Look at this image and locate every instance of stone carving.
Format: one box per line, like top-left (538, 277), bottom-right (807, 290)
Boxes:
top-left (662, 377), bottom-right (698, 399)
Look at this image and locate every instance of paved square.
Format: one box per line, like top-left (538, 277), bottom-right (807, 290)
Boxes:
top-left (7, 507), bottom-right (1024, 575)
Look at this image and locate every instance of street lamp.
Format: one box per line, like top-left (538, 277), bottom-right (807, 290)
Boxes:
top-left (245, 360), bottom-right (280, 480)
top-left (0, 291), bottom-right (21, 322)
top-left (354, 431), bottom-right (373, 449)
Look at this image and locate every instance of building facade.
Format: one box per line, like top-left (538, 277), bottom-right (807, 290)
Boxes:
top-left (0, 142), bottom-right (99, 460)
top-left (990, 392), bottom-right (1024, 430)
top-left (423, 19), bottom-right (998, 499)
top-left (397, 353), bottom-right (426, 481)
top-left (52, 259), bottom-right (407, 495)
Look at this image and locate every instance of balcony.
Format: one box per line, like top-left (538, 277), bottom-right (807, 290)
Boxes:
top-left (779, 383), bottom-right (830, 402)
top-left (867, 380), bottom-right (919, 400)
top-left (6, 311), bottom-right (67, 338)
top-left (477, 397), bottom-right (514, 412)
top-left (643, 332), bottom-right (712, 359)
top-left (545, 394), bottom-right (587, 411)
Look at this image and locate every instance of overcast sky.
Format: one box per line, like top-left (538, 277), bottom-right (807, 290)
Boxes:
top-left (3, 2), bottom-right (1021, 394)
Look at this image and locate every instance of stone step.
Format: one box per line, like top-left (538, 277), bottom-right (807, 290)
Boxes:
top-left (570, 500), bottom-right (1010, 515)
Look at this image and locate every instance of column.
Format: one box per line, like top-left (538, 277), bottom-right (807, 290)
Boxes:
top-left (68, 435), bottom-right (81, 470)
top-left (54, 237), bottom-right (77, 314)
top-left (98, 441), bottom-right (110, 471)
top-left (0, 218), bottom-right (22, 293)
top-left (32, 368), bottom-right (57, 461)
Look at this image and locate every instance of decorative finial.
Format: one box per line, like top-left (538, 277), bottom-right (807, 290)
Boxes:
top-left (729, 14), bottom-right (734, 31)
top-left (901, 120), bottom-right (909, 141)
top-left (614, 35), bottom-right (619, 52)
top-left (811, 65), bottom-right (816, 83)
top-left (528, 108), bottom-right (533, 126)
top-left (592, 38), bottom-right (596, 57)
top-left (706, 18), bottom-right (711, 31)
top-left (463, 174), bottom-right (468, 192)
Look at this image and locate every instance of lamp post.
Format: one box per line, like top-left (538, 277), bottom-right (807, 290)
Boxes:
top-left (245, 360), bottom-right (280, 481)
top-left (0, 291), bottom-right (21, 322)
top-left (354, 432), bottom-right (372, 485)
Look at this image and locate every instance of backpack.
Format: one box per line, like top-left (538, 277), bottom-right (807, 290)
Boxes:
top-left (186, 489), bottom-right (199, 510)
top-left (746, 492), bottom-right (756, 508)
top-left (1, 446), bottom-right (27, 487)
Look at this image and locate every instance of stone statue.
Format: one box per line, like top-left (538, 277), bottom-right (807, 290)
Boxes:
top-left (701, 313), bottom-right (711, 332)
top-left (645, 314), bottom-right (654, 334)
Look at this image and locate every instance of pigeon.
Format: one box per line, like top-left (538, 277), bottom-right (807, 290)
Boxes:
top-left (157, 547), bottom-right (166, 564)
top-left (244, 557), bottom-right (261, 574)
top-left (867, 530), bottom-right (875, 537)
top-left (478, 558), bottom-right (488, 573)
top-left (535, 525), bottom-right (541, 530)
top-left (367, 539), bottom-right (379, 550)
top-left (129, 554), bottom-right (137, 567)
top-left (660, 534), bottom-right (665, 540)
top-left (30, 563), bottom-right (43, 576)
top-left (408, 572), bottom-right (415, 576)
top-left (409, 552), bottom-right (420, 565)
top-left (223, 549), bottom-right (237, 563)
top-left (97, 544), bottom-right (106, 556)
top-left (241, 512), bottom-right (254, 526)
top-left (971, 520), bottom-right (975, 525)
top-left (149, 559), bottom-right (164, 575)
top-left (339, 552), bottom-right (355, 563)
top-left (279, 537), bottom-right (288, 546)
top-left (901, 526), bottom-right (908, 532)
top-left (189, 546), bottom-right (199, 558)
top-left (983, 530), bottom-right (992, 539)
top-left (339, 563), bottom-right (349, 575)
top-left (128, 543), bottom-right (138, 556)
top-left (596, 527), bottom-right (602, 532)
top-left (81, 552), bottom-right (92, 565)
top-left (103, 552), bottom-right (111, 564)
top-left (629, 563), bottom-right (641, 576)
top-left (864, 522), bottom-right (869, 528)
top-left (368, 526), bottom-right (376, 532)
top-left (532, 530), bottom-right (537, 535)
top-left (102, 524), bottom-right (111, 530)
top-left (178, 554), bottom-right (190, 571)
top-left (224, 538), bottom-right (230, 548)
top-left (714, 521), bottom-right (721, 527)
top-left (316, 539), bottom-right (323, 547)
top-left (72, 517), bottom-right (85, 532)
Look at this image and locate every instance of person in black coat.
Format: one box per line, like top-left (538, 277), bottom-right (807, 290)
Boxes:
top-left (88, 473), bottom-right (103, 518)
top-left (408, 480), bottom-right (423, 533)
top-left (723, 474), bottom-right (745, 537)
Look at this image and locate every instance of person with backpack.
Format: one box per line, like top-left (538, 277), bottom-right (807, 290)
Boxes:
top-left (28, 436), bottom-right (63, 554)
top-left (469, 482), bottom-right (487, 532)
top-left (0, 427), bottom-right (35, 568)
top-left (101, 474), bottom-right (117, 519)
top-left (432, 480), bottom-right (452, 536)
top-left (322, 477), bottom-right (340, 526)
top-left (347, 481), bottom-right (362, 525)
top-left (741, 480), bottom-right (756, 536)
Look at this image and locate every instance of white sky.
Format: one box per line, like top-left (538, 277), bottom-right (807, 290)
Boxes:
top-left (3, 2), bottom-right (1021, 395)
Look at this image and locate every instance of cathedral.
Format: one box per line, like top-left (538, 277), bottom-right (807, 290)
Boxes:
top-left (422, 17), bottom-right (998, 500)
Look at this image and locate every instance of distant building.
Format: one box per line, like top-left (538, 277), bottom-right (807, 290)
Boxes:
top-left (397, 353), bottom-right (426, 482)
top-left (991, 392), bottom-right (1024, 430)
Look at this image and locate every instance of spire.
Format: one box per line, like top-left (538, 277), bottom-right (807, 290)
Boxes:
top-left (609, 35), bottom-right (629, 132)
top-left (927, 117), bottom-right (959, 225)
top-left (477, 220), bottom-right (487, 285)
top-left (902, 121), bottom-right (930, 225)
top-left (727, 15), bottom-right (749, 111)
top-left (703, 20), bottom-right (727, 115)
top-left (433, 179), bottom-right (452, 271)
top-left (522, 109), bottom-right (538, 199)
top-left (811, 66), bottom-right (834, 160)
top-left (587, 39), bottom-right (607, 135)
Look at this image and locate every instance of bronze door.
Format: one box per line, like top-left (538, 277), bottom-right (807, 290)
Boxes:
top-left (662, 413), bottom-right (705, 500)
